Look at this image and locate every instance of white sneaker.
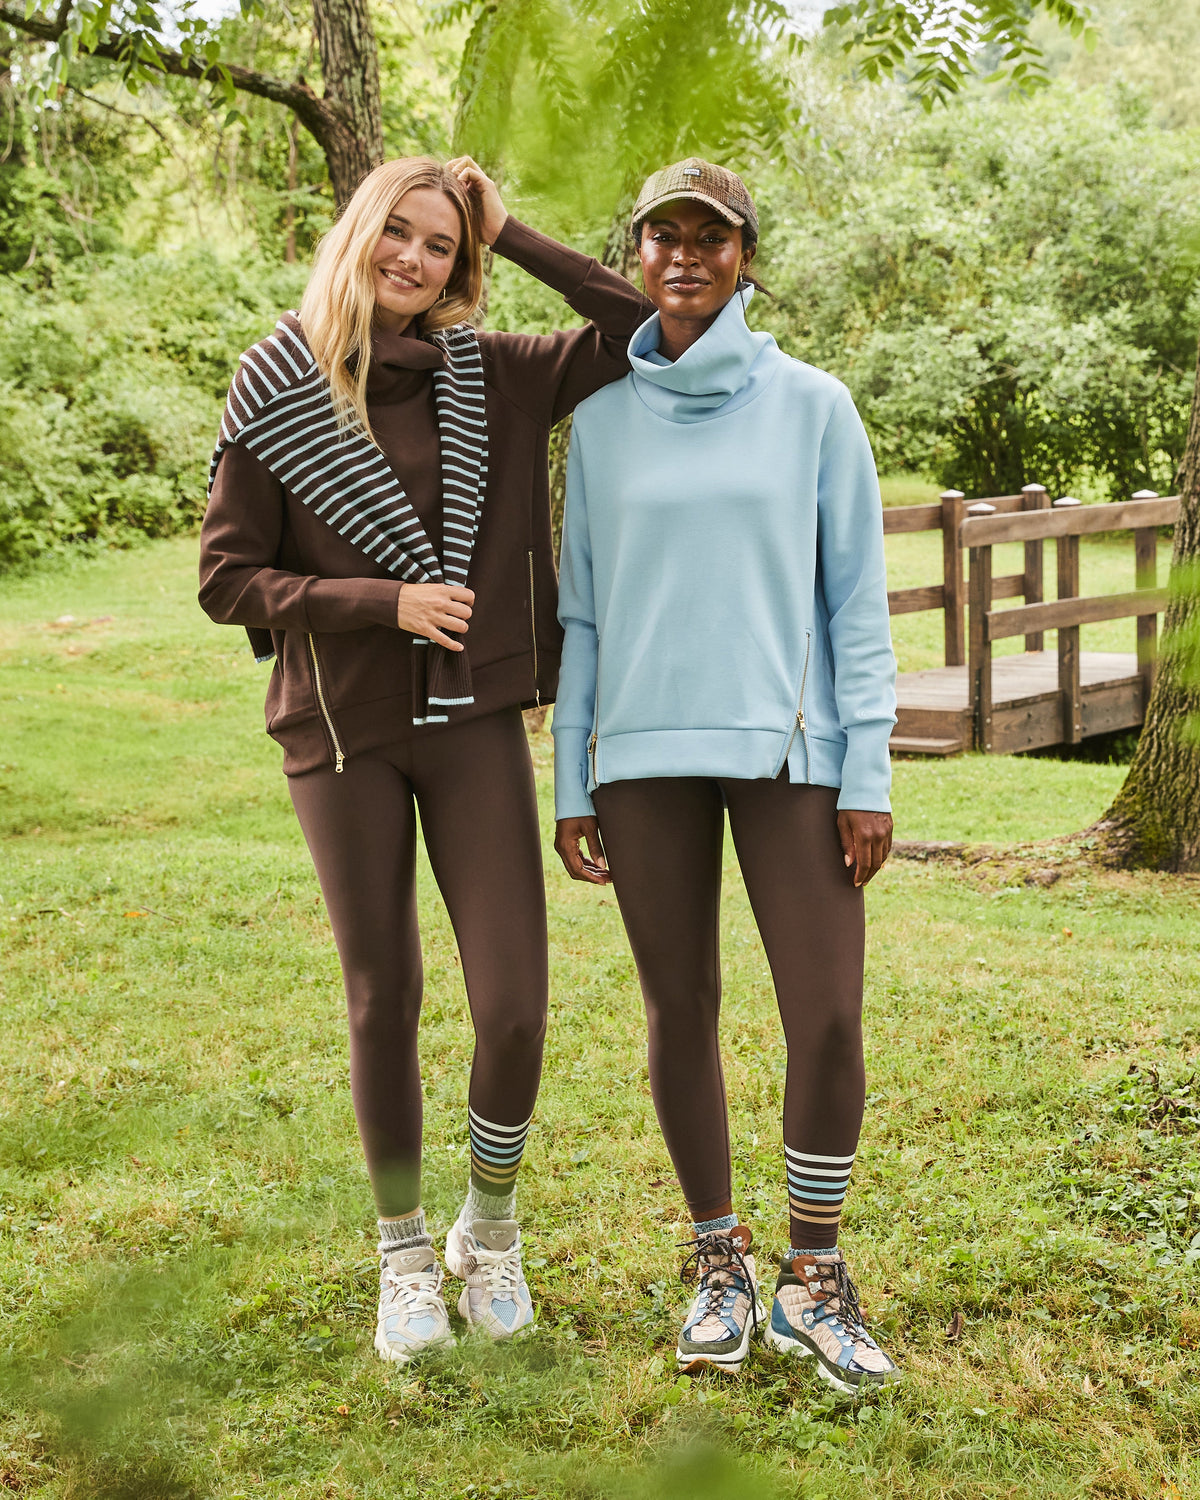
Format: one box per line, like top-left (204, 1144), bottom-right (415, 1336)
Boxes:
top-left (445, 1218), bottom-right (535, 1338)
top-left (373, 1245), bottom-right (454, 1363)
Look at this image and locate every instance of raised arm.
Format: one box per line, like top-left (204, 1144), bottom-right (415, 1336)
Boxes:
top-left (451, 157), bottom-right (651, 429)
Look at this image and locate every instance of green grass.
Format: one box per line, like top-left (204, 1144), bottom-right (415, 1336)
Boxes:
top-left (2, 539), bottom-right (1199, 1499)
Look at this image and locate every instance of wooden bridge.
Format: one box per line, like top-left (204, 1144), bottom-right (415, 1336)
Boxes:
top-left (885, 485), bottom-right (1180, 757)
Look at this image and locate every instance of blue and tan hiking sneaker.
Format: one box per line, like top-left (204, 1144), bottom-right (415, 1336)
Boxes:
top-left (675, 1225), bottom-right (767, 1374)
top-left (374, 1244), bottom-right (455, 1363)
top-left (444, 1218), bottom-right (536, 1338)
top-left (763, 1248), bottom-right (900, 1393)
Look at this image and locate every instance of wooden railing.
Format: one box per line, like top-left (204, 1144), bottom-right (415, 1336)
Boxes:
top-left (959, 492), bottom-right (1179, 751)
top-left (883, 483), bottom-right (1053, 666)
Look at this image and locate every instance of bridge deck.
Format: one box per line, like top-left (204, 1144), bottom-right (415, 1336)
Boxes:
top-left (891, 650), bottom-right (1145, 756)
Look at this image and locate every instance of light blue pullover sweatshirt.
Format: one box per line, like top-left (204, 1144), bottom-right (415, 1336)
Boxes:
top-left (553, 290), bottom-right (897, 819)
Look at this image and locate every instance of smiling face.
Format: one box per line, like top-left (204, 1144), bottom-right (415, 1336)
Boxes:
top-left (636, 198), bottom-right (755, 325)
top-left (370, 186), bottom-right (464, 333)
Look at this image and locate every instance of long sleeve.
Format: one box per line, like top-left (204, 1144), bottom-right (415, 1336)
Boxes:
top-left (199, 444), bottom-right (402, 633)
top-left (552, 432), bottom-right (600, 818)
top-left (815, 389), bottom-right (898, 812)
top-left (485, 217), bottom-right (652, 427)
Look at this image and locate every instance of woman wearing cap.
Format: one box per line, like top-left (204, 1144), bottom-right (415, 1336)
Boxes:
top-left (200, 156), bottom-right (649, 1363)
top-left (552, 159), bottom-right (899, 1390)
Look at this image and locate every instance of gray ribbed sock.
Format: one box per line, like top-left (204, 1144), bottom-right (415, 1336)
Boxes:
top-left (694, 1212), bottom-right (738, 1236)
top-left (457, 1181), bottom-right (516, 1228)
top-left (378, 1209), bottom-right (432, 1257)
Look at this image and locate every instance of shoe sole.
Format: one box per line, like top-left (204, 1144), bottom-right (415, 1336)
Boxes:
top-left (373, 1328), bottom-right (455, 1364)
top-left (762, 1323), bottom-right (900, 1395)
top-left (676, 1300), bottom-right (768, 1375)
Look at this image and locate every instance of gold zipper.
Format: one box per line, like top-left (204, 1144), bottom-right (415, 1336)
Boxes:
top-left (588, 732), bottom-right (598, 783)
top-left (306, 633), bottom-right (345, 773)
top-left (527, 548), bottom-right (541, 708)
top-left (780, 632), bottom-right (813, 778)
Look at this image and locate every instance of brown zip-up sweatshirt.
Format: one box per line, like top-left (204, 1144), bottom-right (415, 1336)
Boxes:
top-left (199, 218), bottom-right (651, 776)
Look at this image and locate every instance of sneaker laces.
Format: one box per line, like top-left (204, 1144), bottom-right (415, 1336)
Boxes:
top-left (470, 1240), bottom-right (523, 1300)
top-left (805, 1255), bottom-right (874, 1345)
top-left (381, 1263), bottom-right (445, 1317)
top-left (677, 1232), bottom-right (759, 1337)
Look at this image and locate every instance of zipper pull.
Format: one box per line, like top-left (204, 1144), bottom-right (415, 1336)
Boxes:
top-left (588, 733), bottom-right (598, 777)
top-left (797, 709), bottom-right (806, 732)
top-left (335, 751), bottom-right (344, 774)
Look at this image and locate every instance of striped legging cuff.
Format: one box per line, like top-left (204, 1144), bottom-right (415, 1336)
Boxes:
top-left (468, 1107), bottom-right (532, 1192)
top-left (785, 1146), bottom-right (855, 1228)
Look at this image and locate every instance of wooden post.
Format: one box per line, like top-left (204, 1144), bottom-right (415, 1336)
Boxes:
top-left (1021, 483), bottom-right (1049, 652)
top-left (940, 489), bottom-right (966, 667)
top-left (1132, 489), bottom-right (1159, 707)
top-left (1055, 497), bottom-right (1082, 745)
top-left (967, 502), bottom-right (995, 751)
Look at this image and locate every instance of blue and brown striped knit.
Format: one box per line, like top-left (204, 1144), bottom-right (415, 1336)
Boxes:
top-left (785, 1147), bottom-right (855, 1247)
top-left (468, 1108), bottom-right (532, 1196)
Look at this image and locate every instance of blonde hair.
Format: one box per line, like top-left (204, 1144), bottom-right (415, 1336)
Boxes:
top-left (299, 157), bottom-right (484, 443)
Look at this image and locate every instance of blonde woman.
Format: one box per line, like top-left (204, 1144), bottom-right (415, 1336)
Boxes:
top-left (200, 156), bottom-right (648, 1361)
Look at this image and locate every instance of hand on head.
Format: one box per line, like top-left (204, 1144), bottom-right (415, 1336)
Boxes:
top-left (446, 156), bottom-right (508, 246)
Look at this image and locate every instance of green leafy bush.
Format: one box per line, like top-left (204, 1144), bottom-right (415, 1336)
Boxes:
top-left (757, 84), bottom-right (1200, 498)
top-left (0, 251), bottom-right (307, 569)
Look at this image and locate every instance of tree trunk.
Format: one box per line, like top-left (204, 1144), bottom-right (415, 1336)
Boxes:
top-left (1094, 331), bottom-right (1200, 871)
top-left (312, 0), bottom-right (383, 204)
top-left (0, 0), bottom-right (381, 208)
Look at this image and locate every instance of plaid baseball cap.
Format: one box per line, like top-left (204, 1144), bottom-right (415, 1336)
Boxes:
top-left (630, 157), bottom-right (759, 240)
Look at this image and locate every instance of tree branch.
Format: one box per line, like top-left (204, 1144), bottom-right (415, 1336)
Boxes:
top-left (0, 1), bottom-right (349, 156)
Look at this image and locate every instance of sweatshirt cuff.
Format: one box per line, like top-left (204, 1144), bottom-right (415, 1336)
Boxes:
top-left (552, 723), bottom-right (596, 819)
top-left (308, 576), bottom-right (402, 631)
top-left (492, 217), bottom-right (591, 300)
top-left (836, 720), bottom-right (895, 813)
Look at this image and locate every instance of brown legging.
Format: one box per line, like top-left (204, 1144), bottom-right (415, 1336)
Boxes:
top-left (592, 778), bottom-right (865, 1249)
top-left (288, 706), bottom-right (547, 1218)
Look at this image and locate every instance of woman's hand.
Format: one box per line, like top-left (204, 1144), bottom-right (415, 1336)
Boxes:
top-left (396, 583), bottom-right (474, 650)
top-left (554, 816), bottom-right (611, 885)
top-left (446, 156), bottom-right (508, 246)
top-left (837, 810), bottom-right (893, 888)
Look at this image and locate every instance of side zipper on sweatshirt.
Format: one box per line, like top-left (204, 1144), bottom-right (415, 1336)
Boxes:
top-left (527, 548), bottom-right (541, 708)
top-left (779, 630), bottom-right (813, 780)
top-left (306, 633), bottom-right (345, 773)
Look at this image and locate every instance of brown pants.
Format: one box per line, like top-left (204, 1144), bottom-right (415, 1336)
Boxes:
top-left (592, 778), bottom-right (866, 1248)
top-left (288, 706), bottom-right (547, 1218)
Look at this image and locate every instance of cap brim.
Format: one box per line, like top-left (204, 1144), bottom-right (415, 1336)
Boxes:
top-left (631, 190), bottom-right (746, 232)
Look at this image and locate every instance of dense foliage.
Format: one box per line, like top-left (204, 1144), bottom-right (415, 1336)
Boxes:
top-left (756, 84), bottom-right (1200, 500)
top-left (2, 1), bottom-right (1198, 567)
top-left (0, 252), bottom-right (305, 567)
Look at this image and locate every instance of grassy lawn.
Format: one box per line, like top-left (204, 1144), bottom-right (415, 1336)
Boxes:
top-left (2, 538), bottom-right (1199, 1499)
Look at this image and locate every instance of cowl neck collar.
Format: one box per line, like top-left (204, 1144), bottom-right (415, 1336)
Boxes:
top-left (627, 288), bottom-right (780, 423)
top-left (371, 321), bottom-right (446, 371)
